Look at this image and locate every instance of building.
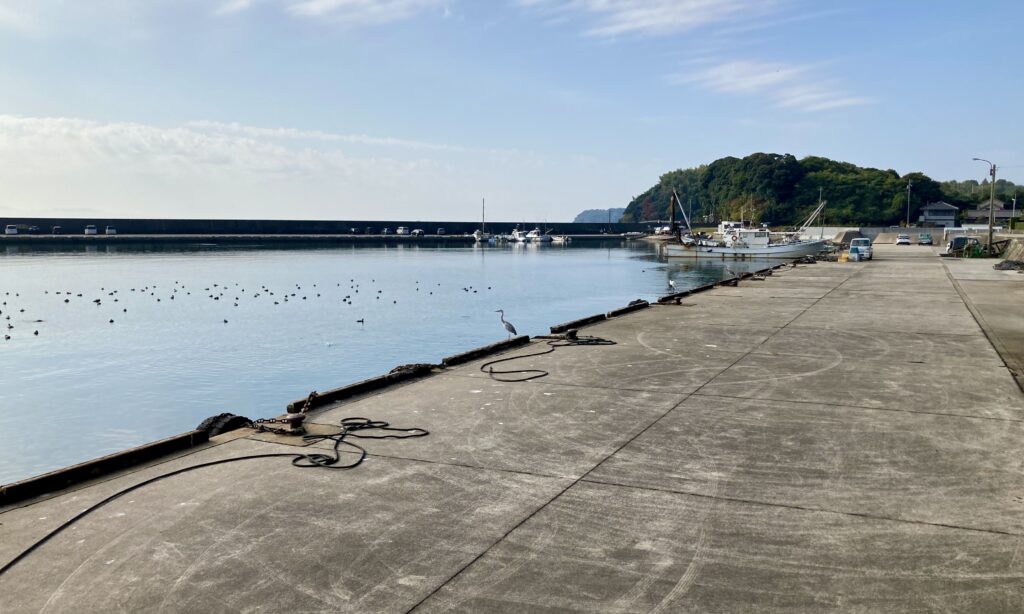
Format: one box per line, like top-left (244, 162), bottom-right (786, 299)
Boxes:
top-left (963, 199), bottom-right (1018, 224)
top-left (917, 201), bottom-right (958, 227)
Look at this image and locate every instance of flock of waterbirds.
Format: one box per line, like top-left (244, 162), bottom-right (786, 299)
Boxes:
top-left (1, 278), bottom-right (509, 341)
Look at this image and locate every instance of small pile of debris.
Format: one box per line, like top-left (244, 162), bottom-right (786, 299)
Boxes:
top-left (993, 260), bottom-right (1024, 271)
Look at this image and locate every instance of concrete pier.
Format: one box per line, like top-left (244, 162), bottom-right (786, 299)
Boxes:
top-left (2, 245), bottom-right (1022, 612)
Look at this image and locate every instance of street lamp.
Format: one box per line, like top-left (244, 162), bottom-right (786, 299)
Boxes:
top-left (905, 180), bottom-right (912, 227)
top-left (972, 158), bottom-right (996, 252)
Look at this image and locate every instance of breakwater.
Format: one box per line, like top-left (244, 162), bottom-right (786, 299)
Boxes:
top-left (0, 216), bottom-right (650, 237)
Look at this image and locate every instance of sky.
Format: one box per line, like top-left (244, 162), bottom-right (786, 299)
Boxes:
top-left (0, 0), bottom-right (1021, 222)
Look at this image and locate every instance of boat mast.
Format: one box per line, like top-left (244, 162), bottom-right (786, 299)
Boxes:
top-left (673, 190), bottom-right (693, 234)
top-left (797, 192), bottom-right (828, 235)
top-left (669, 191), bottom-right (676, 232)
top-left (482, 198), bottom-right (485, 234)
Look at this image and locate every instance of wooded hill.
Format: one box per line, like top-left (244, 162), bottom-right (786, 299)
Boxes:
top-left (621, 153), bottom-right (1020, 226)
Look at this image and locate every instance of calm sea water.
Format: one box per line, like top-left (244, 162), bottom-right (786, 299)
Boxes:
top-left (0, 241), bottom-right (764, 484)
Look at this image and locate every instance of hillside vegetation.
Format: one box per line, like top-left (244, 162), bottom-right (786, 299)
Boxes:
top-left (621, 153), bottom-right (1020, 226)
top-left (573, 208), bottom-right (626, 223)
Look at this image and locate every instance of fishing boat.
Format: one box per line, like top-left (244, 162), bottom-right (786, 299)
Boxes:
top-left (473, 198), bottom-right (491, 243)
top-left (525, 227), bottom-right (553, 243)
top-left (664, 190), bottom-right (827, 260)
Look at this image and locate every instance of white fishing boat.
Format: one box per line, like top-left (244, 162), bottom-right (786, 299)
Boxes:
top-left (511, 228), bottom-right (529, 242)
top-left (473, 198), bottom-right (491, 243)
top-left (551, 235), bottom-right (572, 244)
top-left (664, 190), bottom-right (827, 260)
top-left (525, 228), bottom-right (553, 243)
top-left (665, 228), bottom-right (825, 259)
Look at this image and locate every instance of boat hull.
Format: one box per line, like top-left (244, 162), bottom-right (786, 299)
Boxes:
top-left (664, 239), bottom-right (826, 259)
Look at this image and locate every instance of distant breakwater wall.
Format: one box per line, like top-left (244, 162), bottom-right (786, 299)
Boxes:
top-left (0, 217), bottom-right (651, 236)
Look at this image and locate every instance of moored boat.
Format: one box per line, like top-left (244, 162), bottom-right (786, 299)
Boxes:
top-left (664, 190), bottom-right (828, 260)
top-left (474, 198), bottom-right (491, 243)
top-left (664, 229), bottom-right (825, 259)
top-left (525, 228), bottom-right (553, 243)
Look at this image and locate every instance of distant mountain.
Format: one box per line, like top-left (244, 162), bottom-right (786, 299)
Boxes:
top-left (573, 208), bottom-right (626, 223)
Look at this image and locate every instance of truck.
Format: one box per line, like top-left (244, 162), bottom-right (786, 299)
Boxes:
top-left (849, 238), bottom-right (872, 260)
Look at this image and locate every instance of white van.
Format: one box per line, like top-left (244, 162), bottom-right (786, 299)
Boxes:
top-left (396, 227), bottom-right (410, 235)
top-left (850, 238), bottom-right (872, 260)
top-left (84, 225), bottom-right (98, 235)
top-left (105, 226), bottom-right (117, 235)
top-left (4, 225), bottom-right (17, 235)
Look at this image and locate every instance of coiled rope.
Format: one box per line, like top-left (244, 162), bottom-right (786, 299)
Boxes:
top-left (480, 334), bottom-right (616, 382)
top-left (0, 417), bottom-right (427, 578)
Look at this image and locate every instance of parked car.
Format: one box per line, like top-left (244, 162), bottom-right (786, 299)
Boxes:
top-left (946, 236), bottom-right (981, 254)
top-left (895, 234), bottom-right (911, 245)
top-left (410, 229), bottom-right (424, 236)
top-left (396, 227), bottom-right (410, 235)
top-left (51, 225), bottom-right (62, 234)
top-left (849, 238), bottom-right (873, 260)
top-left (436, 227), bottom-right (446, 235)
top-left (105, 226), bottom-right (117, 235)
top-left (917, 233), bottom-right (933, 245)
top-left (4, 225), bottom-right (17, 235)
top-left (381, 228), bottom-right (391, 235)
top-left (84, 225), bottom-right (98, 235)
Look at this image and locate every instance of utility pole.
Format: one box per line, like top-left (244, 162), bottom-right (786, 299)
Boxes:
top-left (973, 158), bottom-right (996, 251)
top-left (905, 180), bottom-right (913, 228)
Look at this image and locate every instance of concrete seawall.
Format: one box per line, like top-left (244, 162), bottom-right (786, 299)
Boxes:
top-left (0, 217), bottom-right (651, 236)
top-left (1, 245), bottom-right (1022, 612)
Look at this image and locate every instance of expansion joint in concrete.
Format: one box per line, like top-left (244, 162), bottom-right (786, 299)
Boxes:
top-left (690, 391), bottom-right (1024, 424)
top-left (578, 477), bottom-right (1024, 539)
top-left (404, 392), bottom-right (697, 613)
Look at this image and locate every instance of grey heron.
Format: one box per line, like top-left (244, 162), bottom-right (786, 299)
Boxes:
top-left (495, 309), bottom-right (517, 338)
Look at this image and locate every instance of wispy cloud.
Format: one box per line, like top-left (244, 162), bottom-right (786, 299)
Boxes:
top-left (214, 0), bottom-right (255, 16)
top-left (185, 120), bottom-right (467, 152)
top-left (671, 60), bottom-right (872, 112)
top-left (0, 115), bottom-right (437, 179)
top-left (285, 0), bottom-right (447, 25)
top-left (516, 0), bottom-right (782, 37)
top-left (0, 114), bottom-right (638, 221)
top-left (0, 0), bottom-right (449, 34)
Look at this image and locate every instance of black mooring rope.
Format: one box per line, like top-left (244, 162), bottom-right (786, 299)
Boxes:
top-left (480, 335), bottom-right (616, 382)
top-left (0, 417), bottom-right (427, 578)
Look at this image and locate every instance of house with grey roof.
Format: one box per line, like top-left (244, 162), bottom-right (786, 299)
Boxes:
top-left (963, 199), bottom-right (1018, 224)
top-left (917, 201), bottom-right (958, 227)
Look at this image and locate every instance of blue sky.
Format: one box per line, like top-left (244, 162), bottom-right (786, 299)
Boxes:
top-left (1, 0), bottom-right (1021, 222)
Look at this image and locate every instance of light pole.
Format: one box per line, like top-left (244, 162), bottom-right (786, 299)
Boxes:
top-left (972, 158), bottom-right (996, 252)
top-left (905, 180), bottom-right (912, 227)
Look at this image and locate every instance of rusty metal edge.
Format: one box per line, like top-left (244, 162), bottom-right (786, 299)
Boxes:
top-left (0, 430), bottom-right (209, 507)
top-left (657, 281), bottom-right (716, 304)
top-left (286, 363), bottom-right (440, 412)
top-left (441, 335), bottom-right (531, 368)
top-left (550, 314), bottom-right (607, 334)
top-left (607, 300), bottom-right (649, 318)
